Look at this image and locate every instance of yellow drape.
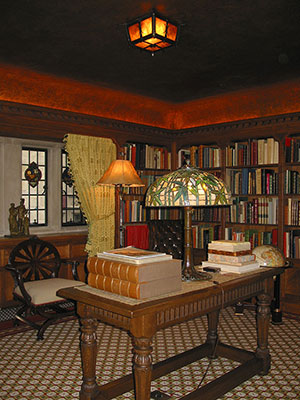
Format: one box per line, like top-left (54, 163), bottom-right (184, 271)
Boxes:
top-left (64, 134), bottom-right (116, 256)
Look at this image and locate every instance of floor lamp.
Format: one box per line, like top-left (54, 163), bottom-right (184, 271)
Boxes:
top-left (145, 165), bottom-right (232, 281)
top-left (97, 160), bottom-right (144, 248)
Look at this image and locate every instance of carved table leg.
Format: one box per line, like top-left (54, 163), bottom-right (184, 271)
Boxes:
top-left (256, 293), bottom-right (271, 375)
top-left (206, 310), bottom-right (220, 358)
top-left (79, 316), bottom-right (99, 400)
top-left (132, 336), bottom-right (153, 400)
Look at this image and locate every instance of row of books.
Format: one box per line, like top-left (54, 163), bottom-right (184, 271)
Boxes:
top-left (192, 207), bottom-right (222, 222)
top-left (122, 173), bottom-right (158, 196)
top-left (285, 198), bottom-right (300, 226)
top-left (226, 168), bottom-right (278, 195)
top-left (123, 143), bottom-right (171, 170)
top-left (284, 170), bottom-right (300, 194)
top-left (192, 224), bottom-right (221, 250)
top-left (285, 137), bottom-right (300, 163)
top-left (228, 197), bottom-right (278, 225)
top-left (201, 240), bottom-right (260, 274)
top-left (225, 138), bottom-right (279, 167)
top-left (121, 201), bottom-right (184, 223)
top-left (121, 200), bottom-right (144, 223)
top-left (87, 247), bottom-right (182, 299)
top-left (283, 229), bottom-right (300, 258)
top-left (189, 145), bottom-right (221, 168)
top-left (225, 227), bottom-right (278, 249)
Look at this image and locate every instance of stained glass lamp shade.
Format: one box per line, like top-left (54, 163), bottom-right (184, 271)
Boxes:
top-left (145, 165), bottom-right (232, 280)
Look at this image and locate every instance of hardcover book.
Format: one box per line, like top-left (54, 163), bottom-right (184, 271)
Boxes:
top-left (87, 258), bottom-right (182, 283)
top-left (87, 273), bottom-right (182, 299)
top-left (208, 249), bottom-right (252, 256)
top-left (201, 261), bottom-right (260, 274)
top-left (97, 246), bottom-right (172, 265)
top-left (208, 240), bottom-right (251, 252)
top-left (207, 253), bottom-right (255, 265)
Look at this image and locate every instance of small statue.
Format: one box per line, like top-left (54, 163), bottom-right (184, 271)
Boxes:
top-left (8, 203), bottom-right (19, 236)
top-left (8, 199), bottom-right (30, 237)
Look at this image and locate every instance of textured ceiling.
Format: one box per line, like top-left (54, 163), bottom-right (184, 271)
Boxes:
top-left (1, 0), bottom-right (300, 103)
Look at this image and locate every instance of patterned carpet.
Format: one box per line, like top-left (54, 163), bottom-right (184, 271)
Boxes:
top-left (0, 307), bottom-right (299, 399)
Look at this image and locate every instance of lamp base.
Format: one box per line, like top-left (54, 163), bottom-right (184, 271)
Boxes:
top-left (182, 264), bottom-right (212, 281)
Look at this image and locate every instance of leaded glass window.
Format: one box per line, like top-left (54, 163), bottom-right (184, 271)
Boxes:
top-left (22, 147), bottom-right (47, 226)
top-left (61, 150), bottom-right (86, 226)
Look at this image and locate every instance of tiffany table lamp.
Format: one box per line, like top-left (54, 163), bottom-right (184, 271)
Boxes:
top-left (145, 165), bottom-right (232, 281)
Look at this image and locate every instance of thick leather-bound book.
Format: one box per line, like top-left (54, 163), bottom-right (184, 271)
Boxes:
top-left (87, 258), bottom-right (181, 283)
top-left (87, 273), bottom-right (182, 299)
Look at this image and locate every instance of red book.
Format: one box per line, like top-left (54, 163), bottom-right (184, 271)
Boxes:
top-left (125, 225), bottom-right (149, 249)
top-left (272, 228), bottom-right (278, 247)
top-left (285, 137), bottom-right (291, 162)
top-left (131, 144), bottom-right (136, 167)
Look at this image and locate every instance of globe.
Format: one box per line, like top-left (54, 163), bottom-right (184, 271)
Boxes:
top-left (252, 245), bottom-right (287, 267)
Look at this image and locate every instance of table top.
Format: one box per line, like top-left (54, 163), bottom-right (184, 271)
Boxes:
top-left (58, 267), bottom-right (283, 318)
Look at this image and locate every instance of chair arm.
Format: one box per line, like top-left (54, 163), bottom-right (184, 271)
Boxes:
top-left (5, 263), bottom-right (32, 303)
top-left (61, 256), bottom-right (88, 282)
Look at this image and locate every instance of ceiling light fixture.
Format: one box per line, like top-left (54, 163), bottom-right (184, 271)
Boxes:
top-left (126, 9), bottom-right (179, 55)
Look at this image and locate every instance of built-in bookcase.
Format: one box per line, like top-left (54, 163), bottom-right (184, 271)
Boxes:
top-left (119, 137), bottom-right (299, 317)
top-left (224, 138), bottom-right (279, 249)
top-left (185, 144), bottom-right (224, 250)
top-left (283, 136), bottom-right (300, 259)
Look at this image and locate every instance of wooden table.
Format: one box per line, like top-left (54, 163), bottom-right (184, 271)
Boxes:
top-left (58, 267), bottom-right (284, 400)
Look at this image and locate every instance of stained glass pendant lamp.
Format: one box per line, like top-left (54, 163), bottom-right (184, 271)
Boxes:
top-left (145, 165), bottom-right (232, 281)
top-left (126, 9), bottom-right (179, 55)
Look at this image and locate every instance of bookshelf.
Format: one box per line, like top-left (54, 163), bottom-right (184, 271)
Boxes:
top-left (188, 144), bottom-right (224, 251)
top-left (281, 135), bottom-right (300, 317)
top-left (224, 138), bottom-right (279, 249)
top-left (120, 137), bottom-right (299, 318)
top-left (121, 143), bottom-right (179, 247)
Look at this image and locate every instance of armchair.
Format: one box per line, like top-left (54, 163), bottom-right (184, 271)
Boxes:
top-left (148, 220), bottom-right (207, 264)
top-left (5, 236), bottom-right (85, 340)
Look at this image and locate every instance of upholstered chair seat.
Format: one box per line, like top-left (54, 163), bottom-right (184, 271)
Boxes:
top-left (14, 278), bottom-right (84, 306)
top-left (6, 236), bottom-right (84, 340)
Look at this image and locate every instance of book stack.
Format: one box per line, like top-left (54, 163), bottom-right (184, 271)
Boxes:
top-left (201, 240), bottom-right (260, 274)
top-left (87, 246), bottom-right (182, 299)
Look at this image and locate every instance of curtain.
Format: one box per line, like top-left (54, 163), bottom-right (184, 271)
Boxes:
top-left (64, 134), bottom-right (116, 256)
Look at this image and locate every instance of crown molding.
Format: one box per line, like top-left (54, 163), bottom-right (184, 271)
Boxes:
top-left (1, 100), bottom-right (300, 146)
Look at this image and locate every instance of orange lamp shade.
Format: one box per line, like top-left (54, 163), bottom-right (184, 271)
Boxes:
top-left (126, 9), bottom-right (179, 54)
top-left (97, 160), bottom-right (144, 187)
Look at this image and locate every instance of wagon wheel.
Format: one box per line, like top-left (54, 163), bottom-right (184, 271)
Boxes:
top-left (9, 236), bottom-right (61, 281)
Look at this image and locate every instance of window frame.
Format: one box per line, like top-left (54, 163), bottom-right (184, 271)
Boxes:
top-left (0, 136), bottom-right (88, 237)
top-left (22, 146), bottom-right (48, 226)
top-left (61, 149), bottom-right (86, 227)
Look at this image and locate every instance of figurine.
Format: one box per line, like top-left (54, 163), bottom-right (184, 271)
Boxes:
top-left (8, 203), bottom-right (19, 236)
top-left (8, 199), bottom-right (30, 237)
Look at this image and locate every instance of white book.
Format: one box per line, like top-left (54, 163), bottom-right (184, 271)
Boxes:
top-left (98, 246), bottom-right (173, 265)
top-left (208, 240), bottom-right (251, 252)
top-left (202, 261), bottom-right (260, 274)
